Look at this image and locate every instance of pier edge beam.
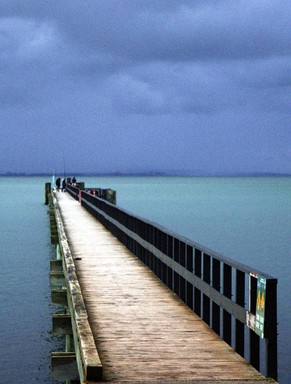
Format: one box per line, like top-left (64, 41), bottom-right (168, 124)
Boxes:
top-left (52, 195), bottom-right (103, 382)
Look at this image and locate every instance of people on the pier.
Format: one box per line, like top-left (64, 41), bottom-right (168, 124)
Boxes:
top-left (72, 176), bottom-right (76, 186)
top-left (62, 178), bottom-right (66, 191)
top-left (56, 177), bottom-right (61, 190)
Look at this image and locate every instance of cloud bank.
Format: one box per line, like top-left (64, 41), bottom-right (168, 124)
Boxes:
top-left (0, 0), bottom-right (290, 174)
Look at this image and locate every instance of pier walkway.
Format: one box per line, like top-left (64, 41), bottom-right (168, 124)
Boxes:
top-left (52, 191), bottom-right (272, 383)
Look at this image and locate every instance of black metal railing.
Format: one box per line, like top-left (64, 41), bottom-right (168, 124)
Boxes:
top-left (66, 183), bottom-right (116, 204)
top-left (68, 186), bottom-right (278, 380)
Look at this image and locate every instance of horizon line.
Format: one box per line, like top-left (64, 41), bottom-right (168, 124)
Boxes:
top-left (1, 171), bottom-right (290, 177)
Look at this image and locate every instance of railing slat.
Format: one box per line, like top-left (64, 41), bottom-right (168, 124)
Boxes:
top-left (212, 258), bottom-right (221, 335)
top-left (236, 270), bottom-right (245, 357)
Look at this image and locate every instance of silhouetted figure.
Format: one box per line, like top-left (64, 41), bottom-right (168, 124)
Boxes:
top-left (62, 178), bottom-right (66, 191)
top-left (56, 177), bottom-right (61, 190)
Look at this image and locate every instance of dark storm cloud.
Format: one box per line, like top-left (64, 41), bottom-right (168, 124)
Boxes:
top-left (0, 0), bottom-right (290, 174)
top-left (48, 0), bottom-right (290, 62)
top-left (2, 1), bottom-right (290, 62)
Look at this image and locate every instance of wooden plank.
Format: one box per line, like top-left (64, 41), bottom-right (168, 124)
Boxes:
top-left (55, 192), bottom-right (268, 383)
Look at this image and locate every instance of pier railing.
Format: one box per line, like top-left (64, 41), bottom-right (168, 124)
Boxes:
top-left (66, 183), bottom-right (116, 204)
top-left (66, 184), bottom-right (278, 380)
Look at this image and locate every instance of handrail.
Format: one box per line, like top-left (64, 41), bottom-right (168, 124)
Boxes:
top-left (69, 186), bottom-right (278, 381)
top-left (66, 183), bottom-right (116, 204)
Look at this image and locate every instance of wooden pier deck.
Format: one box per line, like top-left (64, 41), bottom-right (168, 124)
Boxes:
top-left (54, 191), bottom-right (270, 383)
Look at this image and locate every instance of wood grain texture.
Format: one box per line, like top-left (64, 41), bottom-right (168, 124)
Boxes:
top-left (56, 192), bottom-right (265, 383)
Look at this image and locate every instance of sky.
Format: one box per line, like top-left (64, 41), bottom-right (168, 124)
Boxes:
top-left (1, 0), bottom-right (290, 175)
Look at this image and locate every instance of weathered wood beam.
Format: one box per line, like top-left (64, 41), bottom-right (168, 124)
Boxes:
top-left (50, 259), bottom-right (63, 271)
top-left (51, 288), bottom-right (67, 305)
top-left (44, 182), bottom-right (51, 205)
top-left (50, 271), bottom-right (65, 288)
top-left (53, 197), bottom-right (103, 382)
top-left (51, 352), bottom-right (79, 381)
top-left (52, 314), bottom-right (72, 335)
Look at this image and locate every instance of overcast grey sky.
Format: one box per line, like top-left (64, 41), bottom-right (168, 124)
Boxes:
top-left (1, 0), bottom-right (290, 175)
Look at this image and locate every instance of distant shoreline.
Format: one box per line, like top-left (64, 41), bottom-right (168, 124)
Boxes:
top-left (0, 172), bottom-right (290, 177)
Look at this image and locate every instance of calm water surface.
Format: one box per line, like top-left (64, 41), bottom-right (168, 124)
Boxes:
top-left (0, 177), bottom-right (63, 384)
top-left (0, 176), bottom-right (290, 383)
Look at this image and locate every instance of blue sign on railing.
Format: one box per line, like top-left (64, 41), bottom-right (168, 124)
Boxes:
top-left (255, 274), bottom-right (266, 339)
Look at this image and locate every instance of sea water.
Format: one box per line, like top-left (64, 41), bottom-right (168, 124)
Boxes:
top-left (0, 177), bottom-right (63, 384)
top-left (0, 176), bottom-right (290, 383)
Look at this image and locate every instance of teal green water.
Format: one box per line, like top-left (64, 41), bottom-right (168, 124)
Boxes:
top-left (0, 176), bottom-right (290, 383)
top-left (0, 177), bottom-right (62, 384)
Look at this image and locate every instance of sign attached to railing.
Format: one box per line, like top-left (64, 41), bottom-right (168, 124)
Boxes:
top-left (255, 274), bottom-right (266, 338)
top-left (246, 273), bottom-right (267, 338)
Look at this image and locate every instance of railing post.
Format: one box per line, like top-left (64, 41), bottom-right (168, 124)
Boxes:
top-left (203, 253), bottom-right (211, 326)
top-left (186, 245), bottom-right (194, 310)
top-left (235, 270), bottom-right (245, 357)
top-left (265, 278), bottom-right (278, 381)
top-left (212, 258), bottom-right (221, 335)
top-left (173, 239), bottom-right (180, 295)
top-left (249, 275), bottom-right (260, 371)
top-left (180, 242), bottom-right (186, 303)
top-left (167, 236), bottom-right (173, 290)
top-left (223, 264), bottom-right (232, 345)
top-left (194, 249), bottom-right (202, 317)
top-left (250, 330), bottom-right (260, 371)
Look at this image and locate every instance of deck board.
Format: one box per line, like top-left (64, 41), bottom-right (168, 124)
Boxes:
top-left (56, 192), bottom-right (265, 383)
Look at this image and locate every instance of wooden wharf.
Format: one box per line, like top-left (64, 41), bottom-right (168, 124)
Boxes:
top-left (47, 183), bottom-right (278, 384)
